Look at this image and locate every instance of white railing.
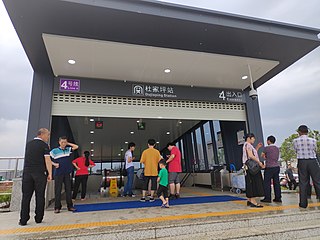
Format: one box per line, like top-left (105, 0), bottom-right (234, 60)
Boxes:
top-left (0, 157), bottom-right (24, 180)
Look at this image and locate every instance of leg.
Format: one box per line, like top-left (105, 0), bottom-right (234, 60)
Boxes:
top-left (292, 179), bottom-right (298, 190)
top-left (150, 176), bottom-right (157, 200)
top-left (175, 173), bottom-right (181, 196)
top-left (288, 180), bottom-right (293, 190)
top-left (309, 160), bottom-right (320, 198)
top-left (141, 176), bottom-right (150, 200)
top-left (72, 176), bottom-right (81, 200)
top-left (81, 175), bottom-right (88, 199)
top-left (298, 160), bottom-right (309, 208)
top-left (169, 172), bottom-right (175, 195)
top-left (34, 173), bottom-right (47, 223)
top-left (263, 168), bottom-right (272, 201)
top-left (273, 167), bottom-right (282, 201)
top-left (169, 183), bottom-right (175, 195)
top-left (127, 167), bottom-right (134, 195)
top-left (157, 186), bottom-right (166, 204)
top-left (54, 175), bottom-right (63, 210)
top-left (63, 174), bottom-right (73, 209)
top-left (20, 172), bottom-right (34, 225)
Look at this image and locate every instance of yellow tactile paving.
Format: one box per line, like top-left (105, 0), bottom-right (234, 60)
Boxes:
top-left (1, 201), bottom-right (320, 236)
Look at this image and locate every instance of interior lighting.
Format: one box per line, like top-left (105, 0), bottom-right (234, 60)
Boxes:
top-left (130, 131), bottom-right (134, 134)
top-left (90, 118), bottom-right (95, 122)
top-left (164, 68), bottom-right (171, 73)
top-left (121, 148), bottom-right (124, 152)
top-left (242, 75), bottom-right (248, 80)
top-left (90, 131), bottom-right (94, 134)
top-left (68, 59), bottom-right (76, 65)
top-left (166, 132), bottom-right (170, 135)
top-left (125, 141), bottom-right (128, 144)
top-left (90, 141), bottom-right (94, 144)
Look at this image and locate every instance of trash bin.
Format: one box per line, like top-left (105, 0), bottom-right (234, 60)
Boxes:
top-left (210, 165), bottom-right (223, 190)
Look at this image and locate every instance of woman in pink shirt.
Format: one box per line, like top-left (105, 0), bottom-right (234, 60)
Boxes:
top-left (72, 151), bottom-right (95, 201)
top-left (243, 133), bottom-right (265, 208)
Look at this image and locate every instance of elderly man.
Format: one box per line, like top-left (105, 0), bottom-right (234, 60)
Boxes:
top-left (19, 128), bottom-right (53, 226)
top-left (293, 125), bottom-right (320, 208)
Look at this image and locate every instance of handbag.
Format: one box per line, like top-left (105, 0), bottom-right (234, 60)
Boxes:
top-left (245, 159), bottom-right (261, 175)
top-left (244, 142), bottom-right (261, 175)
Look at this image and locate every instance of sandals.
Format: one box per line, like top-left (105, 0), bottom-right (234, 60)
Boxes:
top-left (247, 201), bottom-right (263, 208)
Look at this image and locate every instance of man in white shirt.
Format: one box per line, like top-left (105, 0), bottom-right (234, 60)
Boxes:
top-left (122, 142), bottom-right (136, 197)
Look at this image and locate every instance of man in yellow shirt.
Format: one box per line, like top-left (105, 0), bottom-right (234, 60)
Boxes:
top-left (140, 139), bottom-right (162, 202)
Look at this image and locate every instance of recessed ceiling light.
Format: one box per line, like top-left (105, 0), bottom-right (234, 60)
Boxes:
top-left (125, 141), bottom-right (128, 144)
top-left (121, 148), bottom-right (124, 152)
top-left (136, 120), bottom-right (140, 123)
top-left (164, 68), bottom-right (171, 73)
top-left (91, 154), bottom-right (94, 157)
top-left (242, 75), bottom-right (248, 80)
top-left (91, 149), bottom-right (94, 152)
top-left (166, 132), bottom-right (170, 135)
top-left (90, 118), bottom-right (94, 122)
top-left (178, 121), bottom-right (182, 124)
top-left (156, 141), bottom-right (160, 144)
top-left (130, 131), bottom-right (134, 134)
top-left (191, 85), bottom-right (194, 88)
top-left (118, 153), bottom-right (121, 156)
top-left (90, 131), bottom-right (94, 134)
top-left (90, 141), bottom-right (94, 144)
top-left (68, 59), bottom-right (76, 65)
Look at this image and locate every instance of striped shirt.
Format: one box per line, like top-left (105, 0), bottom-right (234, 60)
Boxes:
top-left (50, 147), bottom-right (73, 175)
top-left (293, 135), bottom-right (317, 159)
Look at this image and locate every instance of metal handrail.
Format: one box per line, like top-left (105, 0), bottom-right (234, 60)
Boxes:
top-left (0, 157), bottom-right (24, 179)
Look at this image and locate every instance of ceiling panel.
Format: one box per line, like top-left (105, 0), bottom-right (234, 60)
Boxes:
top-left (43, 34), bottom-right (279, 89)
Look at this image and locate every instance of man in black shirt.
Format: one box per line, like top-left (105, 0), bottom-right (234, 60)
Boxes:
top-left (19, 128), bottom-right (53, 226)
top-left (285, 164), bottom-right (298, 190)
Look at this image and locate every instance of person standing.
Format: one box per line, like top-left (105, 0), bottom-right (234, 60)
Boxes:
top-left (72, 151), bottom-right (95, 201)
top-left (166, 142), bottom-right (182, 199)
top-left (293, 125), bottom-right (320, 208)
top-left (140, 139), bottom-right (162, 202)
top-left (157, 160), bottom-right (169, 208)
top-left (122, 142), bottom-right (136, 197)
top-left (50, 136), bottom-right (78, 213)
top-left (243, 133), bottom-right (265, 208)
top-left (261, 135), bottom-right (282, 203)
top-left (19, 128), bottom-right (53, 226)
top-left (285, 164), bottom-right (298, 190)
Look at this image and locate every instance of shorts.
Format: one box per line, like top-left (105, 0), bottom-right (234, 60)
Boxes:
top-left (143, 176), bottom-right (157, 191)
top-left (169, 172), bottom-right (180, 184)
top-left (157, 185), bottom-right (168, 198)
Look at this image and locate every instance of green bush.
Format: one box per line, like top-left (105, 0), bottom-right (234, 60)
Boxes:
top-left (0, 194), bottom-right (11, 203)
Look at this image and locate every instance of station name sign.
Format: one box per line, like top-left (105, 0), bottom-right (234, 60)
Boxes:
top-left (55, 78), bottom-right (246, 103)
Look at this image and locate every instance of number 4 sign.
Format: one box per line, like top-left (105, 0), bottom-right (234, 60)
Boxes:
top-left (59, 79), bottom-right (80, 92)
top-left (219, 91), bottom-right (226, 101)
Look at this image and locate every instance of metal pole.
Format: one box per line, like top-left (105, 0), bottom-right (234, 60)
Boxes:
top-left (14, 158), bottom-right (19, 178)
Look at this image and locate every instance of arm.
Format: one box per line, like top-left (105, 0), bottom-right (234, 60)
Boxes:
top-left (166, 154), bottom-right (175, 164)
top-left (127, 156), bottom-right (135, 163)
top-left (89, 160), bottom-right (96, 168)
top-left (52, 161), bottom-right (59, 168)
top-left (67, 142), bottom-right (79, 151)
top-left (157, 177), bottom-right (160, 183)
top-left (261, 152), bottom-right (266, 159)
top-left (140, 152), bottom-right (145, 164)
top-left (72, 162), bottom-right (80, 170)
top-left (45, 155), bottom-right (52, 181)
top-left (255, 142), bottom-right (263, 151)
top-left (246, 147), bottom-right (265, 168)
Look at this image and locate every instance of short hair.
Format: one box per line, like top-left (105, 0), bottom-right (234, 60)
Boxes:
top-left (148, 139), bottom-right (156, 146)
top-left (59, 136), bottom-right (68, 141)
top-left (159, 159), bottom-right (167, 166)
top-left (244, 133), bottom-right (255, 140)
top-left (267, 135), bottom-right (276, 144)
top-left (167, 142), bottom-right (175, 148)
top-left (128, 142), bottom-right (136, 149)
top-left (37, 128), bottom-right (49, 136)
top-left (298, 125), bottom-right (309, 134)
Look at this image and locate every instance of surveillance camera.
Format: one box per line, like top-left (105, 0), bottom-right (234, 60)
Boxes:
top-left (249, 89), bottom-right (258, 99)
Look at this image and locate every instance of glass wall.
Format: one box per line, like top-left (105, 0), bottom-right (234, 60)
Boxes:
top-left (195, 127), bottom-right (206, 170)
top-left (203, 122), bottom-right (215, 169)
top-left (212, 121), bottom-right (226, 165)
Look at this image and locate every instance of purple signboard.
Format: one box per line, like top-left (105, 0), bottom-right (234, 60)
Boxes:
top-left (59, 79), bottom-right (80, 92)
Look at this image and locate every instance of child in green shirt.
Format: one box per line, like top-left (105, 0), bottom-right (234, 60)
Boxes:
top-left (157, 160), bottom-right (169, 208)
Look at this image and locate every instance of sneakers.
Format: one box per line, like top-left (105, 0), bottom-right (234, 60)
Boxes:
top-left (169, 194), bottom-right (175, 200)
top-left (161, 203), bottom-right (170, 208)
top-left (140, 197), bottom-right (146, 202)
top-left (175, 194), bottom-right (180, 199)
top-left (18, 221), bottom-right (27, 226)
top-left (54, 209), bottom-right (60, 214)
top-left (68, 207), bottom-right (76, 212)
top-left (149, 197), bottom-right (155, 202)
top-left (129, 194), bottom-right (136, 198)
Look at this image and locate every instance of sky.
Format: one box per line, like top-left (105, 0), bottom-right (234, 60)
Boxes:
top-left (0, 0), bottom-right (319, 157)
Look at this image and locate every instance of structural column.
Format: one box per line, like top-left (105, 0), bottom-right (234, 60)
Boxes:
top-left (26, 72), bottom-right (54, 142)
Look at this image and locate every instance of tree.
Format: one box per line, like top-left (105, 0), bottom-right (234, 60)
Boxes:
top-left (280, 130), bottom-right (320, 166)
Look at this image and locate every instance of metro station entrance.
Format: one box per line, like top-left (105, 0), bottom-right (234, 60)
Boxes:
top-left (49, 91), bottom-right (247, 201)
